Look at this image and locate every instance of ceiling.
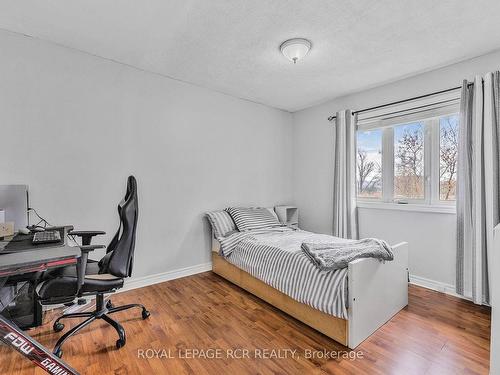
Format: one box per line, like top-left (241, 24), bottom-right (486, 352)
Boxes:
top-left (1, 1), bottom-right (500, 112)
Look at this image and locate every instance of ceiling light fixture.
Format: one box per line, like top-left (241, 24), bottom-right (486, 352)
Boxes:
top-left (280, 38), bottom-right (311, 64)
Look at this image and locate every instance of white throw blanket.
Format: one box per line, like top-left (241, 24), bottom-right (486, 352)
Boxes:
top-left (301, 238), bottom-right (394, 271)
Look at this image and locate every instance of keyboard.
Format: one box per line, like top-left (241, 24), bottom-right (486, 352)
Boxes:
top-left (32, 231), bottom-right (61, 245)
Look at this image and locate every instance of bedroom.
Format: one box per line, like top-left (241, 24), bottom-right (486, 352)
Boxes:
top-left (0, 1), bottom-right (498, 374)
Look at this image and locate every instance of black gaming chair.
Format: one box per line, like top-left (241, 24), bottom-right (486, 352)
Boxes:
top-left (37, 176), bottom-right (150, 358)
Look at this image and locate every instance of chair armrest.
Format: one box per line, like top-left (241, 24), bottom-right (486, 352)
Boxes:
top-left (80, 244), bottom-right (106, 252)
top-left (69, 230), bottom-right (106, 246)
top-left (76, 244), bottom-right (106, 292)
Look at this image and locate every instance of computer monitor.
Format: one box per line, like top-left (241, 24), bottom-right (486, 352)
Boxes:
top-left (0, 185), bottom-right (29, 231)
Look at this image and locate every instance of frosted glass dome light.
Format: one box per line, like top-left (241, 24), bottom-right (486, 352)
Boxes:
top-left (280, 38), bottom-right (311, 64)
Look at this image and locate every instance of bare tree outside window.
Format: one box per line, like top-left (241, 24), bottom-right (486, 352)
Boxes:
top-left (439, 115), bottom-right (458, 200)
top-left (356, 130), bottom-right (382, 198)
top-left (394, 123), bottom-right (424, 199)
top-left (356, 114), bottom-right (458, 206)
top-left (357, 150), bottom-right (382, 196)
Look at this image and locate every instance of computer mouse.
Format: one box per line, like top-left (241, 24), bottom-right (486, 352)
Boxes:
top-left (18, 227), bottom-right (31, 235)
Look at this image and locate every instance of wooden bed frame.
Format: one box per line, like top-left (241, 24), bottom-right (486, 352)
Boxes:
top-left (211, 238), bottom-right (409, 349)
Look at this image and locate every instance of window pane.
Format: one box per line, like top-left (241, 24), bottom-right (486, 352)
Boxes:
top-left (394, 122), bottom-right (425, 200)
top-left (439, 115), bottom-right (459, 201)
top-left (356, 129), bottom-right (382, 198)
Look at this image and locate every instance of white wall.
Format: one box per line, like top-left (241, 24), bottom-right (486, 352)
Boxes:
top-left (358, 208), bottom-right (456, 290)
top-left (0, 30), bottom-right (293, 279)
top-left (292, 49), bottom-right (500, 289)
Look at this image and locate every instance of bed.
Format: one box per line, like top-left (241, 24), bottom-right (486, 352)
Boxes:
top-left (211, 227), bottom-right (408, 349)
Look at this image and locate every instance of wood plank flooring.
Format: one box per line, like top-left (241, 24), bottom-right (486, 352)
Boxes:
top-left (0, 272), bottom-right (491, 374)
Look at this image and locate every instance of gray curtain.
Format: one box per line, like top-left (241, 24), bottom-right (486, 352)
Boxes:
top-left (332, 110), bottom-right (358, 239)
top-left (456, 72), bottom-right (500, 305)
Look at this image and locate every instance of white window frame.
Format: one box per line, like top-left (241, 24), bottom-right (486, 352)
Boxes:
top-left (381, 127), bottom-right (393, 202)
top-left (356, 100), bottom-right (459, 214)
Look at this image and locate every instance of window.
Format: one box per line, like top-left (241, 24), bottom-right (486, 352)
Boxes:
top-left (356, 129), bottom-right (382, 198)
top-left (393, 122), bottom-right (425, 200)
top-left (439, 115), bottom-right (459, 201)
top-left (355, 109), bottom-right (459, 208)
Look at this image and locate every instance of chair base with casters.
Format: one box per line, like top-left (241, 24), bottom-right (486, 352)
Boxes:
top-left (50, 293), bottom-right (150, 358)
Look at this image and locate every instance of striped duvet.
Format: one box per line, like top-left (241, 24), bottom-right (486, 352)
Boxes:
top-left (219, 228), bottom-right (350, 319)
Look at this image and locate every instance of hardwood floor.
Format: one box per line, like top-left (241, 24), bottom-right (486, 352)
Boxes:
top-left (0, 272), bottom-right (491, 374)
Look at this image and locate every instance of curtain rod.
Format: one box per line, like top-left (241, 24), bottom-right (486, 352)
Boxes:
top-left (326, 83), bottom-right (471, 122)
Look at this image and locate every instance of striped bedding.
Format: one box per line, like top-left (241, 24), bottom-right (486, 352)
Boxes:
top-left (206, 210), bottom-right (237, 238)
top-left (219, 228), bottom-right (350, 319)
top-left (226, 207), bottom-right (281, 231)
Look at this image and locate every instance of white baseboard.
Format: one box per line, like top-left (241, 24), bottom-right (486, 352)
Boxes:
top-left (121, 262), bottom-right (213, 292)
top-left (409, 274), bottom-right (471, 300)
top-left (45, 268), bottom-right (476, 312)
top-left (43, 262), bottom-right (213, 310)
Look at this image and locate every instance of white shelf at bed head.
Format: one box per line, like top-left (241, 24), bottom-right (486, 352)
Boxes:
top-left (274, 206), bottom-right (298, 227)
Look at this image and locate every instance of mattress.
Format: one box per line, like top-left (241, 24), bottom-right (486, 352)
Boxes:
top-left (218, 228), bottom-right (350, 319)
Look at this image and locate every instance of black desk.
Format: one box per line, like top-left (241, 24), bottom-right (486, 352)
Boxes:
top-left (0, 229), bottom-right (81, 375)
